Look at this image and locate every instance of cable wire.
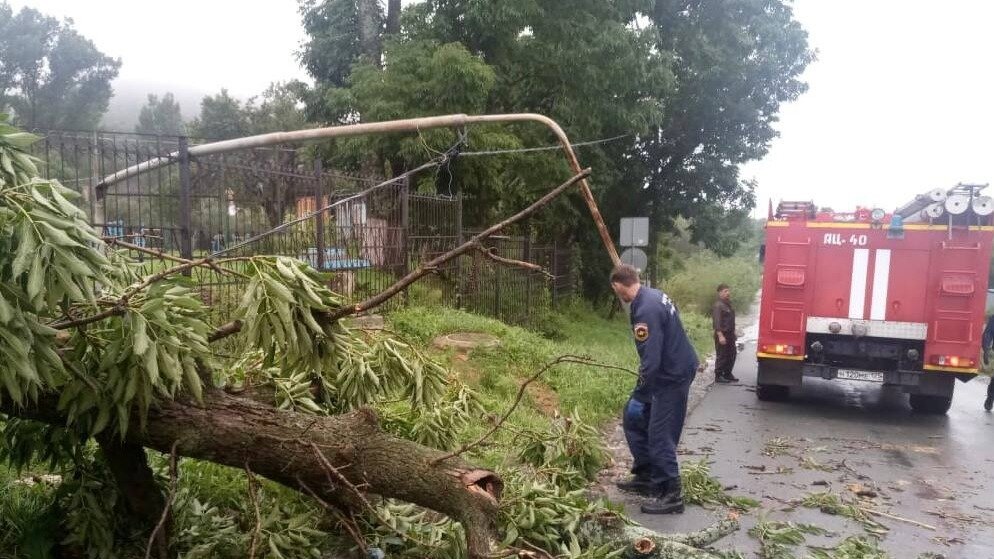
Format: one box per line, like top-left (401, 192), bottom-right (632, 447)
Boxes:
top-left (459, 133), bottom-right (631, 157)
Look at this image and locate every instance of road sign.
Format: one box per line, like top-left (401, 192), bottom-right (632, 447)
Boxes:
top-left (620, 217), bottom-right (649, 247)
top-left (620, 247), bottom-right (648, 273)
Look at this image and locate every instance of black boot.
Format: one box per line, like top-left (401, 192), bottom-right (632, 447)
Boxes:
top-left (639, 478), bottom-right (685, 515)
top-left (615, 475), bottom-right (654, 496)
top-left (985, 392), bottom-right (993, 412)
top-left (724, 373), bottom-right (740, 382)
top-left (715, 374), bottom-right (731, 384)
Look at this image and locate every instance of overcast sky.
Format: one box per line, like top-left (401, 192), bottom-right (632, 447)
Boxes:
top-left (9, 0), bottom-right (994, 214)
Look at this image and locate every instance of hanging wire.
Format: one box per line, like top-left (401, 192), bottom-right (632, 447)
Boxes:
top-left (458, 133), bottom-right (631, 157)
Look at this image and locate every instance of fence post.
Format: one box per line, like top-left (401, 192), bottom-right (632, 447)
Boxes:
top-left (455, 193), bottom-right (463, 309)
top-left (401, 176), bottom-right (410, 305)
top-left (314, 159), bottom-right (326, 271)
top-left (551, 240), bottom-right (559, 309)
top-left (523, 220), bottom-right (532, 317)
top-left (178, 136), bottom-right (193, 273)
top-left (493, 239), bottom-right (501, 318)
top-left (89, 131), bottom-right (105, 229)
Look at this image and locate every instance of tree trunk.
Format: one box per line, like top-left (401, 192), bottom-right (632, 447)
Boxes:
top-left (5, 390), bottom-right (502, 559)
top-left (357, 0), bottom-right (383, 67)
top-left (385, 0), bottom-right (402, 36)
top-left (98, 438), bottom-right (171, 559)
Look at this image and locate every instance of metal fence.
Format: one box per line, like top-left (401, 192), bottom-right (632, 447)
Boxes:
top-left (31, 130), bottom-right (577, 327)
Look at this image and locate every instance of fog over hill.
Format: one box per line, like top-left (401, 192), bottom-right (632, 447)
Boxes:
top-left (100, 78), bottom-right (213, 133)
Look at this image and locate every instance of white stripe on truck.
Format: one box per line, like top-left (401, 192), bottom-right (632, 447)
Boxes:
top-left (848, 248), bottom-right (869, 319)
top-left (870, 249), bottom-right (891, 320)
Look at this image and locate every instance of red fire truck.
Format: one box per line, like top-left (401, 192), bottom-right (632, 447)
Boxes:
top-left (757, 185), bottom-right (994, 413)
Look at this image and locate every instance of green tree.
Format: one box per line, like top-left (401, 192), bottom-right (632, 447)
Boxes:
top-left (635, 0), bottom-right (813, 273)
top-left (0, 2), bottom-right (121, 129)
top-left (246, 81), bottom-right (309, 134)
top-left (299, 0), bottom-right (812, 295)
top-left (298, 0), bottom-right (404, 88)
top-left (188, 89), bottom-right (250, 140)
top-left (134, 92), bottom-right (185, 135)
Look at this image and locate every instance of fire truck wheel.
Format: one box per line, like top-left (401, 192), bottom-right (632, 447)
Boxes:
top-left (756, 384), bottom-right (790, 401)
top-left (908, 394), bottom-right (953, 415)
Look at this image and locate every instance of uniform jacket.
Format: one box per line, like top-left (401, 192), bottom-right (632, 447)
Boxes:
top-left (629, 286), bottom-right (699, 402)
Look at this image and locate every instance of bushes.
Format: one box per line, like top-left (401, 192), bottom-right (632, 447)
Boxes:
top-left (663, 252), bottom-right (761, 316)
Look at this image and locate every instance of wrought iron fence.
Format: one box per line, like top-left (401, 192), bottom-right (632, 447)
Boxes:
top-left (31, 130), bottom-right (577, 327)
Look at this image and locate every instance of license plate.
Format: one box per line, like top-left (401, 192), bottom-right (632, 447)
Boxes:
top-left (836, 369), bottom-right (884, 383)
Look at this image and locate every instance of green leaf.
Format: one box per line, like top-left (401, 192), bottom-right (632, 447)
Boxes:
top-left (91, 404), bottom-right (111, 435)
top-left (183, 360), bottom-right (203, 402)
top-left (11, 220), bottom-right (37, 277)
top-left (131, 313), bottom-right (150, 356)
top-left (37, 220), bottom-right (81, 247)
top-left (0, 296), bottom-right (14, 324)
top-left (26, 254), bottom-right (44, 300)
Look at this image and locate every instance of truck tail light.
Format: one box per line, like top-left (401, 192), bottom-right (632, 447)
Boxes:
top-left (762, 344), bottom-right (798, 356)
top-left (932, 355), bottom-right (976, 368)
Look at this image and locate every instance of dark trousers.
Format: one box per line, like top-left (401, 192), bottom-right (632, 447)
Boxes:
top-left (987, 377), bottom-right (994, 401)
top-left (622, 376), bottom-right (694, 486)
top-left (714, 333), bottom-right (737, 378)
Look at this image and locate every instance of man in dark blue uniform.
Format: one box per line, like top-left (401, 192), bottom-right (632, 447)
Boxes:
top-left (982, 314), bottom-right (994, 411)
top-left (610, 264), bottom-right (699, 514)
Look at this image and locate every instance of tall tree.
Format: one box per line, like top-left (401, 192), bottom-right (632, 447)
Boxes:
top-left (297, 0), bottom-right (404, 87)
top-left (134, 92), bottom-right (185, 135)
top-left (635, 0), bottom-right (812, 277)
top-left (299, 0), bottom-right (811, 294)
top-left (246, 80), bottom-right (309, 134)
top-left (0, 2), bottom-right (120, 130)
top-left (188, 89), bottom-right (250, 140)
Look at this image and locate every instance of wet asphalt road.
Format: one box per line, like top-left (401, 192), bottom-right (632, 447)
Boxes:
top-left (609, 323), bottom-right (994, 558)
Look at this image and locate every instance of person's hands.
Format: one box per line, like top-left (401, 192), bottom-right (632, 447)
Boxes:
top-left (717, 332), bottom-right (726, 346)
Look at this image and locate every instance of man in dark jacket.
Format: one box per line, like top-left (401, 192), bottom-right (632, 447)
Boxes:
top-left (711, 284), bottom-right (739, 383)
top-left (610, 264), bottom-right (699, 514)
top-left (983, 314), bottom-right (994, 411)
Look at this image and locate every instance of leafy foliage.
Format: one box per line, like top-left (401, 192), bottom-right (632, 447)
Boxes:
top-left (800, 491), bottom-right (888, 535)
top-left (299, 0), bottom-right (812, 293)
top-left (680, 460), bottom-right (759, 511)
top-left (499, 468), bottom-right (619, 556)
top-left (516, 410), bottom-right (608, 489)
top-left (135, 93), bottom-right (185, 136)
top-left (749, 519), bottom-right (832, 559)
top-left (807, 536), bottom-right (889, 559)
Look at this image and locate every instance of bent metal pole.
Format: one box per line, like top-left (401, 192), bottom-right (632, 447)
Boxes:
top-left (95, 113), bottom-right (621, 265)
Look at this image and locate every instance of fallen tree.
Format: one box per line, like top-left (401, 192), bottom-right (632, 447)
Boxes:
top-left (0, 117), bottom-right (742, 558)
top-left (4, 391), bottom-right (503, 558)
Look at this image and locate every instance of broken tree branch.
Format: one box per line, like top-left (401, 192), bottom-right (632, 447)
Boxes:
top-left (475, 243), bottom-right (553, 279)
top-left (862, 508), bottom-right (936, 531)
top-left (332, 169), bottom-right (591, 320)
top-left (209, 320), bottom-right (244, 343)
top-left (52, 256), bottom-right (215, 330)
top-left (104, 238), bottom-right (194, 265)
